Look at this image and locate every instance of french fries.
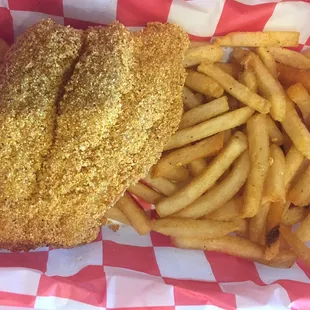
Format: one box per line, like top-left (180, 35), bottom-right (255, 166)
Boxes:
top-left (232, 48), bottom-right (250, 63)
top-left (266, 115), bottom-right (284, 145)
top-left (238, 67), bottom-right (257, 93)
top-left (164, 107), bottom-right (254, 150)
top-left (184, 44), bottom-right (224, 67)
top-left (215, 31), bottom-right (299, 47)
top-left (267, 47), bottom-right (310, 69)
top-left (249, 203), bottom-right (270, 245)
top-left (173, 150), bottom-right (250, 219)
top-left (185, 71), bottom-right (224, 98)
top-left (128, 182), bottom-right (164, 204)
top-left (296, 214), bottom-right (310, 242)
top-left (154, 134), bottom-right (223, 178)
top-left (151, 218), bottom-right (239, 239)
top-left (156, 132), bottom-right (247, 217)
top-left (282, 206), bottom-right (308, 226)
top-left (188, 158), bottom-right (208, 177)
top-left (256, 47), bottom-right (277, 79)
top-left (215, 62), bottom-right (240, 79)
top-left (116, 193), bottom-right (151, 235)
top-left (0, 38), bottom-right (9, 63)
top-left (105, 205), bottom-right (130, 225)
top-left (179, 97), bottom-right (229, 129)
top-left (242, 114), bottom-right (269, 218)
top-left (183, 86), bottom-right (201, 109)
top-left (198, 62), bottom-right (270, 114)
top-left (143, 174), bottom-right (178, 196)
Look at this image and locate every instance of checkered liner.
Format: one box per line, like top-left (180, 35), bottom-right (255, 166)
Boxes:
top-left (0, 0), bottom-right (310, 309)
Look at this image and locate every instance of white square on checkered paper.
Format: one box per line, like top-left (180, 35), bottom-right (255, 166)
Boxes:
top-left (0, 0), bottom-right (8, 8)
top-left (63, 0), bottom-right (117, 24)
top-left (46, 241), bottom-right (102, 277)
top-left (168, 0), bottom-right (225, 37)
top-left (154, 247), bottom-right (215, 281)
top-left (105, 266), bottom-right (174, 308)
top-left (0, 267), bottom-right (41, 295)
top-left (176, 306), bottom-right (223, 310)
top-left (102, 225), bottom-right (152, 247)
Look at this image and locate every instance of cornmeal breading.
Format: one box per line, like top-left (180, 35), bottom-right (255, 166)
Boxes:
top-left (0, 20), bottom-right (189, 251)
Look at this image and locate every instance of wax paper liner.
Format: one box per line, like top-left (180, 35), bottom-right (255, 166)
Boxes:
top-left (0, 0), bottom-right (310, 309)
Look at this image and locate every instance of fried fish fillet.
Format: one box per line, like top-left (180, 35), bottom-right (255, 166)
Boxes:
top-left (0, 21), bottom-right (189, 251)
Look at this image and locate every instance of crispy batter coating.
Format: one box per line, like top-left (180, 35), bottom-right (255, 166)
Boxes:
top-left (0, 21), bottom-right (189, 251)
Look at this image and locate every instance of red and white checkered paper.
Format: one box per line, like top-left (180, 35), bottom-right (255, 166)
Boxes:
top-left (0, 0), bottom-right (310, 309)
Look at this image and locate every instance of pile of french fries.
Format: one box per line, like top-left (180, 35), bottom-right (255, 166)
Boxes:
top-left (108, 32), bottom-right (310, 268)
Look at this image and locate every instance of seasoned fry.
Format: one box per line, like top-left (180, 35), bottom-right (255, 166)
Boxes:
top-left (204, 196), bottom-right (242, 221)
top-left (173, 235), bottom-right (265, 262)
top-left (215, 31), bottom-right (299, 47)
top-left (267, 47), bottom-right (310, 69)
top-left (105, 206), bottom-right (130, 225)
top-left (0, 38), bottom-right (9, 63)
top-left (152, 164), bottom-right (189, 183)
top-left (263, 144), bottom-right (285, 203)
top-left (232, 48), bottom-right (250, 63)
top-left (242, 114), bottom-right (269, 218)
top-left (164, 107), bottom-right (254, 150)
top-left (235, 218), bottom-right (249, 238)
top-left (243, 52), bottom-right (286, 121)
top-left (238, 67), bottom-right (257, 93)
top-left (256, 47), bottom-right (277, 79)
top-left (185, 71), bottom-right (224, 98)
top-left (282, 206), bottom-right (308, 226)
top-left (281, 99), bottom-right (310, 160)
top-left (296, 214), bottom-right (310, 242)
top-left (265, 240), bottom-right (280, 261)
top-left (156, 132), bottom-right (248, 217)
top-left (151, 218), bottom-right (239, 238)
top-left (179, 97), bottom-right (229, 129)
top-left (189, 41), bottom-right (210, 49)
top-left (184, 44), bottom-right (223, 67)
top-left (215, 62), bottom-right (240, 79)
top-left (288, 165), bottom-right (310, 207)
top-left (143, 174), bottom-right (178, 196)
top-left (198, 62), bottom-right (270, 113)
top-left (249, 203), bottom-right (270, 245)
top-left (266, 115), bottom-right (284, 145)
top-left (277, 63), bottom-right (310, 92)
top-left (287, 83), bottom-right (310, 123)
top-left (174, 150), bottom-right (250, 219)
top-left (154, 134), bottom-right (223, 178)
top-left (280, 225), bottom-right (310, 267)
top-left (284, 145), bottom-right (305, 191)
top-left (116, 193), bottom-right (151, 235)
top-left (258, 250), bottom-right (297, 269)
top-left (183, 86), bottom-right (201, 109)
top-left (194, 92), bottom-right (205, 104)
top-left (188, 158), bottom-right (208, 177)
top-left (128, 182), bottom-right (164, 204)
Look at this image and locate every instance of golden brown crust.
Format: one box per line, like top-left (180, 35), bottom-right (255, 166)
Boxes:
top-left (0, 21), bottom-right (189, 251)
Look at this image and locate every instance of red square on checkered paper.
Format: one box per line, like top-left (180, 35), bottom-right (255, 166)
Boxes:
top-left (0, 7), bottom-right (13, 44)
top-left (103, 240), bottom-right (160, 276)
top-left (37, 265), bottom-right (106, 307)
top-left (117, 0), bottom-right (173, 26)
top-left (0, 291), bottom-right (36, 308)
top-left (8, 0), bottom-right (63, 16)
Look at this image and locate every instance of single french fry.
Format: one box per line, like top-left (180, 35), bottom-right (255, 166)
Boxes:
top-left (179, 97), bottom-right (229, 129)
top-left (0, 38), bottom-right (9, 63)
top-left (284, 145), bottom-right (305, 191)
top-left (143, 174), bottom-right (178, 196)
top-left (174, 150), bottom-right (250, 219)
top-left (189, 41), bottom-right (210, 49)
top-left (238, 67), bottom-right (257, 93)
top-left (287, 83), bottom-right (310, 124)
top-left (235, 218), bottom-right (249, 239)
top-left (277, 63), bottom-right (310, 92)
top-left (232, 48), bottom-right (250, 63)
top-left (164, 107), bottom-right (254, 150)
top-left (198, 62), bottom-right (270, 114)
top-left (280, 225), bottom-right (310, 267)
top-left (204, 196), bottom-right (242, 221)
top-left (154, 134), bottom-right (223, 179)
top-left (281, 98), bottom-right (310, 160)
top-left (263, 144), bottom-right (285, 203)
top-left (173, 235), bottom-right (265, 262)
top-left (184, 44), bottom-right (224, 67)
top-left (188, 158), bottom-right (208, 177)
top-left (183, 86), bottom-right (201, 109)
top-left (288, 165), bottom-right (310, 207)
top-left (154, 165), bottom-right (189, 183)
top-left (194, 92), bottom-right (205, 104)
top-left (151, 218), bottom-right (239, 239)
top-left (215, 62), bottom-right (240, 79)
top-left (282, 127), bottom-right (292, 154)
top-left (266, 115), bottom-right (284, 145)
top-left (249, 203), bottom-right (270, 245)
top-left (296, 214), bottom-right (310, 242)
top-left (116, 193), bottom-right (151, 235)
top-left (256, 47), bottom-right (278, 79)
top-left (243, 52), bottom-right (286, 121)
top-left (267, 47), bottom-right (310, 69)
top-left (128, 182), bottom-right (164, 204)
top-left (258, 250), bottom-right (297, 269)
top-left (156, 132), bottom-right (248, 217)
top-left (185, 71), bottom-right (224, 98)
top-left (242, 114), bottom-right (270, 218)
top-left (105, 206), bottom-right (130, 225)
top-left (215, 31), bottom-right (299, 47)
top-left (282, 206), bottom-right (308, 226)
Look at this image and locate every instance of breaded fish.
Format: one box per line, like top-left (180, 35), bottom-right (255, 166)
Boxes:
top-left (0, 21), bottom-right (189, 251)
